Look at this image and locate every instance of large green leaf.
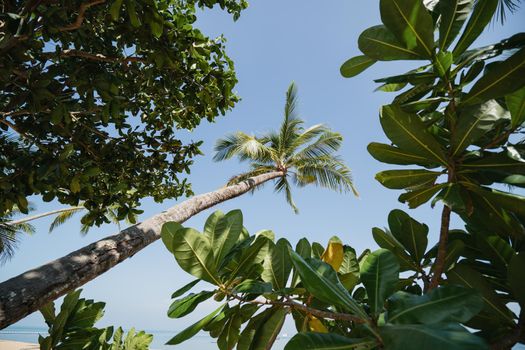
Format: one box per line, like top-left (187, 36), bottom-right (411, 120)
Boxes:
top-left (372, 228), bottom-right (415, 271)
top-left (166, 304), bottom-right (225, 345)
top-left (208, 210), bottom-right (243, 267)
top-left (262, 238), bottom-right (293, 290)
top-left (217, 311), bottom-right (242, 350)
top-left (171, 227), bottom-right (219, 285)
top-left (358, 25), bottom-right (424, 61)
top-left (387, 285), bottom-right (483, 324)
top-left (250, 307), bottom-right (288, 350)
top-left (466, 185), bottom-right (525, 220)
top-left (289, 251), bottom-right (366, 318)
top-left (292, 238), bottom-right (312, 287)
top-left (380, 324), bottom-right (488, 350)
top-left (447, 263), bottom-right (515, 326)
top-left (506, 85), bottom-right (525, 128)
top-left (388, 209), bottom-right (428, 263)
top-left (171, 279), bottom-right (200, 298)
top-left (508, 253), bottom-right (525, 307)
top-left (376, 169), bottom-right (441, 189)
top-left (398, 183), bottom-right (447, 209)
top-left (227, 232), bottom-right (273, 280)
top-left (360, 249), bottom-right (400, 316)
top-left (233, 280), bottom-right (273, 295)
top-left (453, 0), bottom-right (498, 56)
top-left (340, 55), bottom-right (377, 78)
top-left (237, 308), bottom-right (274, 350)
top-left (380, 105), bottom-right (448, 165)
top-left (161, 221), bottom-right (183, 254)
top-left (451, 100), bottom-right (508, 156)
top-left (380, 0), bottom-right (435, 57)
top-left (167, 291), bottom-right (214, 319)
top-left (368, 142), bottom-right (434, 166)
top-left (462, 47), bottom-right (525, 106)
top-left (475, 234), bottom-right (514, 268)
top-left (284, 333), bottom-right (378, 350)
top-left (438, 0), bottom-right (474, 50)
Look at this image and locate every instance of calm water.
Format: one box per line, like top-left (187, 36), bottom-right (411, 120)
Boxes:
top-left (0, 326), bottom-right (287, 350)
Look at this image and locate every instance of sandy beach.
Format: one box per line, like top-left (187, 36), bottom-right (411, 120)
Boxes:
top-left (0, 340), bottom-right (39, 350)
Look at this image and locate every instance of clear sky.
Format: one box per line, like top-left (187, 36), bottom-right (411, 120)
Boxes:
top-left (2, 0), bottom-right (524, 333)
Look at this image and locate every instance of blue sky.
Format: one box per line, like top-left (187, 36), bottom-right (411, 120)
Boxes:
top-left (2, 0), bottom-right (524, 333)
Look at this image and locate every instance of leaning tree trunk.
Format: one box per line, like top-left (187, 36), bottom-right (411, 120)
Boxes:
top-left (0, 171), bottom-right (283, 329)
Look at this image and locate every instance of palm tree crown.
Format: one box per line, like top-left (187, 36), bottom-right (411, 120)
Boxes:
top-left (214, 82), bottom-right (358, 213)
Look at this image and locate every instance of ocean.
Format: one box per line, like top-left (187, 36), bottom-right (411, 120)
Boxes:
top-left (0, 326), bottom-right (287, 349)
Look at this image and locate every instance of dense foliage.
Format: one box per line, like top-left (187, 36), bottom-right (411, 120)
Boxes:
top-left (39, 289), bottom-right (152, 349)
top-left (0, 0), bottom-right (246, 225)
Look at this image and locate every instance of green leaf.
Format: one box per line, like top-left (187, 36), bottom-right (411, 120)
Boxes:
top-left (375, 169), bottom-right (441, 189)
top-left (109, 0), bottom-right (123, 21)
top-left (167, 291), bottom-right (213, 319)
top-left (399, 183), bottom-right (447, 208)
top-left (376, 82), bottom-right (408, 92)
top-left (40, 302), bottom-right (56, 326)
top-left (237, 308), bottom-right (273, 350)
top-left (340, 55), bottom-right (377, 78)
top-left (361, 249), bottom-right (400, 316)
top-left (372, 228), bottom-right (415, 270)
top-left (171, 227), bottom-right (219, 285)
top-left (149, 17), bottom-right (164, 38)
top-left (262, 238), bottom-right (293, 290)
top-left (466, 185), bottom-right (525, 220)
top-left (508, 253), bottom-right (525, 307)
top-left (227, 233), bottom-right (272, 280)
top-left (380, 324), bottom-right (489, 350)
top-left (447, 263), bottom-right (515, 326)
top-left (380, 0), bottom-right (435, 57)
top-left (125, 0), bottom-right (141, 27)
top-left (367, 142), bottom-right (434, 166)
top-left (171, 279), bottom-right (200, 298)
top-left (451, 100), bottom-right (509, 156)
top-left (285, 333), bottom-right (378, 350)
top-left (463, 47), bottom-right (525, 106)
top-left (250, 308), bottom-right (288, 350)
top-left (289, 251), bottom-right (366, 318)
top-left (217, 312), bottom-right (241, 350)
top-left (233, 279), bottom-right (273, 294)
top-left (388, 209), bottom-right (428, 263)
top-left (166, 304), bottom-right (225, 345)
top-left (358, 25), bottom-right (424, 61)
top-left (161, 222), bottom-right (183, 254)
top-left (380, 105), bottom-right (448, 164)
top-left (477, 235), bottom-right (514, 268)
top-left (292, 238), bottom-right (312, 287)
top-left (438, 0), bottom-right (474, 50)
top-left (506, 85), bottom-right (525, 127)
top-left (453, 0), bottom-right (498, 56)
top-left (208, 210), bottom-right (243, 268)
top-left (434, 51), bottom-right (454, 77)
top-left (387, 285), bottom-right (483, 324)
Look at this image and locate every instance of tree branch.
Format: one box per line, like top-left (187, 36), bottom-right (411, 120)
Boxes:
top-left (42, 49), bottom-right (145, 63)
top-left (58, 0), bottom-right (106, 32)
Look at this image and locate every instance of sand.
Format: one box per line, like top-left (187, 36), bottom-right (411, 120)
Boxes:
top-left (0, 340), bottom-right (39, 350)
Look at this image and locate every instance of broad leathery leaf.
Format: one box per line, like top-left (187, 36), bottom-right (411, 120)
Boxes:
top-left (307, 315), bottom-right (328, 333)
top-left (388, 209), bottom-right (428, 263)
top-left (508, 253), bottom-right (525, 307)
top-left (447, 263), bottom-right (515, 326)
top-left (375, 169), bottom-right (441, 189)
top-left (359, 25), bottom-right (424, 61)
top-left (380, 104), bottom-right (448, 164)
top-left (311, 242), bottom-right (325, 258)
top-left (167, 291), bottom-right (213, 319)
top-left (217, 311), bottom-right (242, 350)
top-left (171, 227), bottom-right (219, 285)
top-left (109, 0), bottom-right (124, 21)
top-left (380, 324), bottom-right (489, 350)
top-left (376, 82), bottom-right (408, 92)
top-left (463, 47), bottom-right (525, 106)
top-left (340, 55), bottom-right (377, 78)
top-left (68, 299), bottom-right (106, 328)
top-left (460, 150), bottom-right (525, 175)
top-left (52, 289), bottom-right (82, 342)
top-left (399, 183), bottom-right (447, 208)
top-left (237, 308), bottom-right (273, 350)
top-left (291, 238), bottom-right (311, 287)
top-left (233, 280), bottom-right (273, 295)
top-left (387, 285), bottom-right (483, 324)
top-left (438, 0), bottom-right (474, 50)
top-left (476, 235), bottom-right (514, 268)
top-left (466, 184), bottom-right (525, 220)
top-left (380, 0), bottom-right (435, 57)
top-left (161, 222), bottom-right (183, 254)
top-left (372, 228), bottom-right (415, 271)
top-left (340, 245), bottom-right (360, 275)
top-left (434, 51), bottom-right (454, 77)
top-left (360, 249), bottom-right (400, 316)
top-left (40, 302), bottom-right (55, 326)
top-left (506, 85), bottom-right (525, 128)
top-left (228, 233), bottom-right (272, 280)
top-left (250, 307), bottom-right (288, 350)
top-left (262, 238), bottom-right (293, 290)
top-left (171, 279), bottom-right (200, 298)
top-left (204, 210), bottom-right (224, 240)
top-left (285, 333), bottom-right (378, 350)
top-left (289, 251), bottom-right (366, 318)
top-left (453, 0), bottom-right (498, 57)
top-left (166, 304), bottom-right (225, 345)
top-left (209, 210), bottom-right (243, 268)
top-left (451, 100), bottom-right (509, 156)
top-left (367, 142), bottom-right (434, 166)
top-left (321, 236), bottom-right (344, 272)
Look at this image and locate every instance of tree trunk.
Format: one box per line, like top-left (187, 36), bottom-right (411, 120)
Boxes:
top-left (0, 171), bottom-right (283, 329)
top-left (6, 206), bottom-right (85, 226)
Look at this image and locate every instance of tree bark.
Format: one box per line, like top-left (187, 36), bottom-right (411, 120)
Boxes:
top-left (0, 171), bottom-right (283, 329)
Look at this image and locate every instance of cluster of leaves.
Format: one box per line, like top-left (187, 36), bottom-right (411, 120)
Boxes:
top-left (340, 0), bottom-right (525, 347)
top-left (39, 289), bottom-right (153, 349)
top-left (160, 209), bottom-right (490, 349)
top-left (0, 0), bottom-right (247, 225)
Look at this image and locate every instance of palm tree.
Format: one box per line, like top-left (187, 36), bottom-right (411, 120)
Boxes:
top-left (0, 206), bottom-right (35, 264)
top-left (0, 83), bottom-right (357, 328)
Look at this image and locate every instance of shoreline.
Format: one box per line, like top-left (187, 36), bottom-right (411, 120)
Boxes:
top-left (0, 340), bottom-right (39, 350)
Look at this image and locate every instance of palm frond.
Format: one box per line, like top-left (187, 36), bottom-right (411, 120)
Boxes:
top-left (294, 156), bottom-right (359, 196)
top-left (214, 132), bottom-right (274, 163)
top-left (496, 0), bottom-right (521, 23)
top-left (274, 176), bottom-right (299, 213)
top-left (0, 224), bottom-right (18, 264)
top-left (290, 124), bottom-right (329, 150)
top-left (290, 131), bottom-right (343, 163)
top-left (279, 83), bottom-right (304, 155)
top-left (49, 207), bottom-right (84, 233)
top-left (284, 82), bottom-right (299, 120)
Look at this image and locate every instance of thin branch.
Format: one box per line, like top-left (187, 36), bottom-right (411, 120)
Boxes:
top-left (42, 49), bottom-right (145, 63)
top-left (6, 206), bottom-right (85, 226)
top-left (58, 0), bottom-right (106, 32)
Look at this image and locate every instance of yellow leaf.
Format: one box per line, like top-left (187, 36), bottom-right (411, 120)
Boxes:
top-left (308, 315), bottom-right (328, 333)
top-left (321, 237), bottom-right (344, 272)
